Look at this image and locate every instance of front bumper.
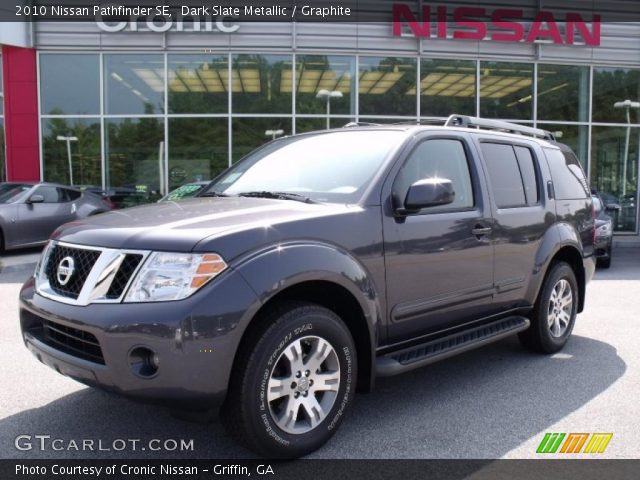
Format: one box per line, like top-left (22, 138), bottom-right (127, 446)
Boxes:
top-left (19, 270), bottom-right (260, 409)
top-left (594, 235), bottom-right (612, 258)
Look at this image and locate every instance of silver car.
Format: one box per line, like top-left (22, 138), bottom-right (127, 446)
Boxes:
top-left (0, 182), bottom-right (110, 251)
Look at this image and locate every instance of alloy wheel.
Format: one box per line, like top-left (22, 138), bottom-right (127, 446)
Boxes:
top-left (267, 335), bottom-right (341, 435)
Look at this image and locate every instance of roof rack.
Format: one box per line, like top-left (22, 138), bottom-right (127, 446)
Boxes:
top-left (445, 114), bottom-right (555, 141)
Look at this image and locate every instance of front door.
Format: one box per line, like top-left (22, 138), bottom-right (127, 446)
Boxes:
top-left (383, 135), bottom-right (495, 343)
top-left (16, 186), bottom-right (75, 245)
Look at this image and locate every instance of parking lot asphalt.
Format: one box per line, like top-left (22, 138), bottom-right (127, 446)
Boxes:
top-left (0, 248), bottom-right (638, 459)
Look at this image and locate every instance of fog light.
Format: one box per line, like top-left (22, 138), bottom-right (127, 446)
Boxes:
top-left (129, 347), bottom-right (159, 378)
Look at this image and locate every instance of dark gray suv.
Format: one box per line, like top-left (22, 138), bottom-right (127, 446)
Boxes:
top-left (19, 115), bottom-right (596, 458)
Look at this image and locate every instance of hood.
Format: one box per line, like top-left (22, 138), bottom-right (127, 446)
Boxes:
top-left (53, 197), bottom-right (359, 253)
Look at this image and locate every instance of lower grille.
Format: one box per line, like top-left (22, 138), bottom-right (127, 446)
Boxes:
top-left (44, 245), bottom-right (101, 299)
top-left (28, 317), bottom-right (105, 365)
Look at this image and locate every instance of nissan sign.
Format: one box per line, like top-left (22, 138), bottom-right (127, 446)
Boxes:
top-left (392, 4), bottom-right (601, 46)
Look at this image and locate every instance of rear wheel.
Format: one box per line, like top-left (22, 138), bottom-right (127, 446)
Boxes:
top-left (222, 302), bottom-right (357, 458)
top-left (519, 262), bottom-right (578, 353)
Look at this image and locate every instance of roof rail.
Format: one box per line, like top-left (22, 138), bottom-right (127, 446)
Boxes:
top-left (342, 121), bottom-right (382, 128)
top-left (445, 115), bottom-right (555, 140)
top-left (388, 118), bottom-right (447, 126)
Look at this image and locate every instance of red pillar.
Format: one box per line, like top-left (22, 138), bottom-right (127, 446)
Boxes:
top-left (2, 46), bottom-right (40, 181)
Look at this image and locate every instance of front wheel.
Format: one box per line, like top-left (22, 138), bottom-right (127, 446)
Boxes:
top-left (222, 302), bottom-right (357, 458)
top-left (519, 262), bottom-right (578, 353)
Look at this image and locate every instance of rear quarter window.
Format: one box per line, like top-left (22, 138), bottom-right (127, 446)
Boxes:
top-left (544, 148), bottom-right (589, 200)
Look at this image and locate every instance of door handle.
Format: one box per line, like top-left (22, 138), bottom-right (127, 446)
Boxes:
top-left (471, 226), bottom-right (492, 236)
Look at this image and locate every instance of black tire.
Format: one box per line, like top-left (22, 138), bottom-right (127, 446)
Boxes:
top-left (222, 302), bottom-right (357, 458)
top-left (519, 262), bottom-right (578, 353)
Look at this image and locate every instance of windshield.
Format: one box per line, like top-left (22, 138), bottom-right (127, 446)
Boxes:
top-left (203, 130), bottom-right (404, 203)
top-left (0, 184), bottom-right (31, 204)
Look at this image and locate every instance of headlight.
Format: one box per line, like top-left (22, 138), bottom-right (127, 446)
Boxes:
top-left (124, 252), bottom-right (227, 302)
top-left (596, 223), bottom-right (611, 235)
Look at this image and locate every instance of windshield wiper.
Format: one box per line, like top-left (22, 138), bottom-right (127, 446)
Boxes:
top-left (236, 191), bottom-right (315, 203)
top-left (199, 191), bottom-right (231, 197)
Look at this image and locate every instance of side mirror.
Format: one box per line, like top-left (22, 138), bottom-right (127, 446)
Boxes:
top-left (27, 194), bottom-right (45, 204)
top-left (605, 203), bottom-right (621, 212)
top-left (398, 177), bottom-right (455, 214)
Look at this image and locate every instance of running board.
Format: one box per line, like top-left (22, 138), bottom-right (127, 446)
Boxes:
top-left (376, 316), bottom-right (530, 377)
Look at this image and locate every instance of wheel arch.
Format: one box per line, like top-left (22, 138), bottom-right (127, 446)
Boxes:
top-left (232, 279), bottom-right (375, 394)
top-left (548, 245), bottom-right (586, 313)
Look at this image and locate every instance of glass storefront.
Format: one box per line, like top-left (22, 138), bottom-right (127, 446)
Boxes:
top-left (37, 52), bottom-right (640, 232)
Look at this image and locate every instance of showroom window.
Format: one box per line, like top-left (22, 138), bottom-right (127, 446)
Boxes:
top-left (296, 55), bottom-right (355, 117)
top-left (105, 54), bottom-right (165, 115)
top-left (232, 54), bottom-right (292, 114)
top-left (420, 59), bottom-right (476, 117)
top-left (39, 54), bottom-right (102, 187)
top-left (537, 64), bottom-right (589, 122)
top-left (40, 54), bottom-right (100, 115)
top-left (232, 118), bottom-right (292, 163)
top-left (105, 117), bottom-right (165, 205)
top-left (42, 118), bottom-right (101, 187)
top-left (592, 68), bottom-right (640, 124)
top-left (359, 57), bottom-right (417, 117)
top-left (168, 118), bottom-right (228, 190)
top-left (480, 61), bottom-right (534, 120)
top-left (168, 54), bottom-right (228, 114)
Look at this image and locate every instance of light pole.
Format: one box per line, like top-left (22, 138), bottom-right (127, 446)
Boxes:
top-left (316, 89), bottom-right (343, 129)
top-left (265, 129), bottom-right (284, 140)
top-left (56, 135), bottom-right (78, 185)
top-left (613, 100), bottom-right (640, 197)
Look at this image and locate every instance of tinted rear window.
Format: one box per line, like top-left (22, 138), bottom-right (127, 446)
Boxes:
top-left (545, 148), bottom-right (589, 200)
top-left (480, 142), bottom-right (526, 208)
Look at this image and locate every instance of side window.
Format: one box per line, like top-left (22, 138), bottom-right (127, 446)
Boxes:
top-left (32, 186), bottom-right (64, 203)
top-left (514, 146), bottom-right (540, 205)
top-left (394, 138), bottom-right (474, 211)
top-left (545, 148), bottom-right (589, 200)
top-left (65, 189), bottom-right (81, 201)
top-left (480, 142), bottom-right (526, 208)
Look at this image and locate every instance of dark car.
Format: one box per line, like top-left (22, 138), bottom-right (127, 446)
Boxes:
top-left (0, 182), bottom-right (111, 251)
top-left (159, 181), bottom-right (209, 202)
top-left (19, 116), bottom-right (596, 458)
top-left (591, 192), bottom-right (616, 268)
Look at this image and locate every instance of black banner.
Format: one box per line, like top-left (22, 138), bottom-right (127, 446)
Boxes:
top-left (2, 0), bottom-right (639, 23)
top-left (2, 460), bottom-right (640, 480)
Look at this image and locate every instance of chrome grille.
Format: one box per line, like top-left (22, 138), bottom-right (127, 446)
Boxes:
top-left (44, 245), bottom-right (101, 299)
top-left (35, 242), bottom-right (149, 306)
top-left (105, 254), bottom-right (143, 299)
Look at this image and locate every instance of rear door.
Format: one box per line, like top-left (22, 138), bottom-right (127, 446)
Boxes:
top-left (475, 139), bottom-right (548, 310)
top-left (382, 133), bottom-right (495, 343)
top-left (16, 186), bottom-right (76, 244)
